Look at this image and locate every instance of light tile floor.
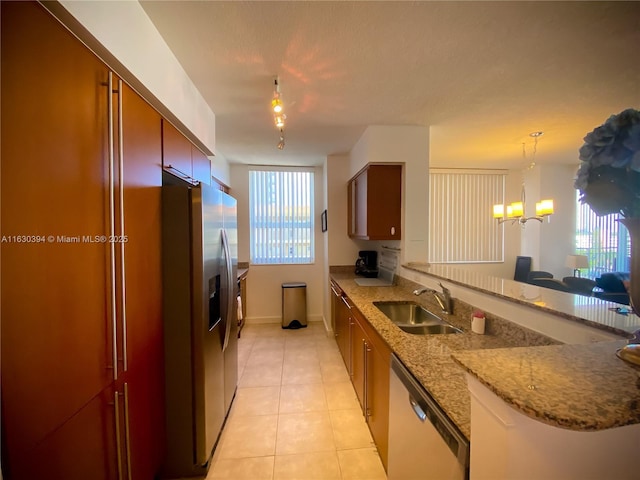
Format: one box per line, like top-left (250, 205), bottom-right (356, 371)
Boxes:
top-left (207, 322), bottom-right (387, 480)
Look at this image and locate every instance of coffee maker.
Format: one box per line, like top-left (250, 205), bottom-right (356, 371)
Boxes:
top-left (355, 250), bottom-right (378, 278)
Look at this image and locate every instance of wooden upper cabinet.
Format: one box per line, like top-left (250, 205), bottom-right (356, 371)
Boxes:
top-left (162, 119), bottom-right (211, 185)
top-left (191, 145), bottom-right (211, 185)
top-left (162, 119), bottom-right (193, 180)
top-left (348, 164), bottom-right (402, 240)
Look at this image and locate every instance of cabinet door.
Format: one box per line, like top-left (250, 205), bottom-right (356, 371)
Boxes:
top-left (365, 334), bottom-right (391, 470)
top-left (121, 83), bottom-right (165, 480)
top-left (366, 165), bottom-right (402, 240)
top-left (335, 294), bottom-right (352, 371)
top-left (1, 0), bottom-right (113, 462)
top-left (5, 386), bottom-right (119, 480)
top-left (162, 119), bottom-right (193, 180)
top-left (348, 164), bottom-right (402, 240)
top-left (192, 145), bottom-right (211, 185)
top-left (352, 306), bottom-right (391, 470)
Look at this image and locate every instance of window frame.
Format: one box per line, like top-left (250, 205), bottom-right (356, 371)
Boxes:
top-left (248, 167), bottom-right (315, 265)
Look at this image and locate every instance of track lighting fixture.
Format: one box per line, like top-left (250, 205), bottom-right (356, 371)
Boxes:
top-left (272, 77), bottom-right (283, 113)
top-left (275, 114), bottom-right (286, 129)
top-left (272, 76), bottom-right (287, 149)
top-left (277, 129), bottom-right (285, 150)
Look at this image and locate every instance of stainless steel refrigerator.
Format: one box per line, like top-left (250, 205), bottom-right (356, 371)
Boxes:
top-left (161, 172), bottom-right (238, 478)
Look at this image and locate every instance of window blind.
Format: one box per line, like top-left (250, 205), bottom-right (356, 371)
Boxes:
top-left (575, 191), bottom-right (629, 277)
top-left (249, 169), bottom-right (314, 264)
top-left (429, 170), bottom-right (505, 263)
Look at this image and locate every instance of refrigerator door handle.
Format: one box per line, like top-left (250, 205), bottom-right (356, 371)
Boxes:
top-left (221, 229), bottom-right (233, 352)
top-left (108, 71), bottom-right (118, 381)
top-left (117, 78), bottom-right (128, 373)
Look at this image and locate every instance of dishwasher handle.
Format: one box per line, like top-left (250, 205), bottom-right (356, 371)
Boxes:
top-left (409, 395), bottom-right (427, 422)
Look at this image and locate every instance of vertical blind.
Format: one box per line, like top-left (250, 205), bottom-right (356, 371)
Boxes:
top-left (429, 170), bottom-right (505, 263)
top-left (249, 169), bottom-right (314, 264)
top-left (575, 191), bottom-right (629, 277)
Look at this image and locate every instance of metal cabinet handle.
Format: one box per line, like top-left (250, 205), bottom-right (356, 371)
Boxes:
top-left (341, 296), bottom-right (352, 310)
top-left (362, 339), bottom-right (368, 417)
top-left (117, 78), bottom-right (128, 373)
top-left (114, 391), bottom-right (123, 480)
top-left (108, 72), bottom-right (118, 381)
top-left (164, 164), bottom-right (199, 185)
top-left (364, 340), bottom-right (372, 419)
top-left (123, 384), bottom-right (132, 479)
top-left (409, 395), bottom-right (427, 422)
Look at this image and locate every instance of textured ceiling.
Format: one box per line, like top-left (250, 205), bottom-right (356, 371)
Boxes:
top-left (140, 1), bottom-right (640, 168)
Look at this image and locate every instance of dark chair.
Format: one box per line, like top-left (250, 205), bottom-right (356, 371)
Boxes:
top-left (527, 277), bottom-right (572, 292)
top-left (562, 277), bottom-right (597, 296)
top-left (514, 256), bottom-right (532, 283)
top-left (527, 271), bottom-right (554, 281)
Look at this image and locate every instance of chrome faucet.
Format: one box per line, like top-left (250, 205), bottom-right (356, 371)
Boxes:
top-left (413, 282), bottom-right (453, 314)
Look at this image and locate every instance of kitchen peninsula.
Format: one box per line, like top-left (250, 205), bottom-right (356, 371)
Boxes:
top-left (330, 265), bottom-right (640, 479)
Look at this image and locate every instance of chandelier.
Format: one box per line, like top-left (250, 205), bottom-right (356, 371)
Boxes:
top-left (493, 132), bottom-right (554, 225)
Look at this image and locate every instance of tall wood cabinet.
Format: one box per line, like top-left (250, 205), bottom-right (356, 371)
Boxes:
top-left (348, 164), bottom-right (402, 240)
top-left (1, 2), bottom-right (164, 478)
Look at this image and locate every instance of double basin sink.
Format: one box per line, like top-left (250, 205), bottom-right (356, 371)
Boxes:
top-left (373, 301), bottom-right (461, 335)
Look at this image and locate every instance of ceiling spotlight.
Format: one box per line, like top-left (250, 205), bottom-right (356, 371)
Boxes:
top-left (272, 77), bottom-right (283, 113)
top-left (272, 95), bottom-right (283, 114)
top-left (272, 77), bottom-right (287, 149)
top-left (277, 129), bottom-right (285, 150)
top-left (275, 114), bottom-right (286, 129)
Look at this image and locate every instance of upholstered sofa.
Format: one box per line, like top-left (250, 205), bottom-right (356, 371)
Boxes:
top-left (592, 272), bottom-right (630, 305)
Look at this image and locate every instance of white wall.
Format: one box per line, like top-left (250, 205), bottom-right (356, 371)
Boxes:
top-left (539, 164), bottom-right (577, 276)
top-left (230, 164), bottom-right (326, 325)
top-left (519, 164), bottom-right (576, 276)
top-left (349, 126), bottom-right (430, 263)
top-left (326, 155), bottom-right (362, 266)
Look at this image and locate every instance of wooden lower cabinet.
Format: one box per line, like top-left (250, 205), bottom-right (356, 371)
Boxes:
top-left (1, 3), bottom-right (164, 478)
top-left (331, 283), bottom-right (391, 471)
top-left (7, 386), bottom-right (119, 480)
top-left (350, 307), bottom-right (391, 470)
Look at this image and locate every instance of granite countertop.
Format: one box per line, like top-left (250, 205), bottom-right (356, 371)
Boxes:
top-left (403, 262), bottom-right (640, 336)
top-left (452, 341), bottom-right (640, 431)
top-left (237, 267), bottom-right (249, 280)
top-left (330, 270), bottom-right (640, 439)
top-left (330, 272), bottom-right (536, 440)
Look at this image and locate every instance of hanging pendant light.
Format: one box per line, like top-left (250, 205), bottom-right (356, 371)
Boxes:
top-left (493, 132), bottom-right (555, 225)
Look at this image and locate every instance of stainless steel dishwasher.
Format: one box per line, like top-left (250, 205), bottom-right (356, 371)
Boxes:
top-left (388, 354), bottom-right (469, 480)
